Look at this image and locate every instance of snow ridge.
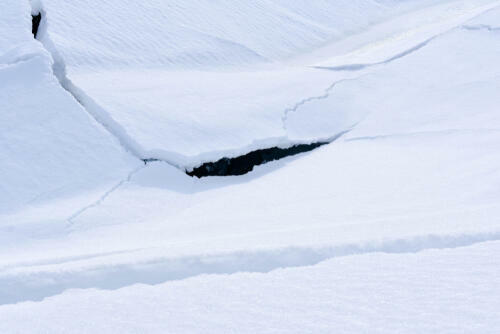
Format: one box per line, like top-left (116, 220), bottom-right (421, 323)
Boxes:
top-left (2, 230), bottom-right (500, 305)
top-left (313, 36), bottom-right (437, 72)
top-left (30, 7), bottom-right (144, 161)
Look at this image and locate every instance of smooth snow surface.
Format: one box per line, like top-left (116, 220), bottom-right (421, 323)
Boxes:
top-left (1, 0), bottom-right (500, 332)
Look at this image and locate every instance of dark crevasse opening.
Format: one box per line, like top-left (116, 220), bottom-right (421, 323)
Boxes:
top-left (32, 13), bottom-right (42, 38)
top-left (187, 142), bottom-right (328, 178)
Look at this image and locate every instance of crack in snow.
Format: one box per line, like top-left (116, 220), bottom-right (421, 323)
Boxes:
top-left (281, 75), bottom-right (366, 132)
top-left (31, 13), bottom-right (42, 38)
top-left (2, 230), bottom-right (500, 305)
top-left (66, 164), bottom-right (147, 226)
top-left (462, 24), bottom-right (500, 32)
top-left (345, 128), bottom-right (500, 142)
top-left (313, 36), bottom-right (436, 72)
top-left (188, 142), bottom-right (328, 177)
top-left (28, 4), bottom-right (151, 163)
top-left (27, 5), bottom-right (347, 180)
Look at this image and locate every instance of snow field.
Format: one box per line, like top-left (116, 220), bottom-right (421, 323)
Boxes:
top-left (1, 1), bottom-right (500, 332)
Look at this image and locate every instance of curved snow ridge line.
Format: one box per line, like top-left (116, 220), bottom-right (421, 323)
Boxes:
top-left (59, 78), bottom-right (146, 161)
top-left (2, 230), bottom-right (500, 305)
top-left (28, 2), bottom-right (151, 164)
top-left (29, 5), bottom-right (348, 173)
top-left (313, 36), bottom-right (436, 72)
top-left (30, 12), bottom-right (145, 162)
top-left (345, 128), bottom-right (500, 142)
top-left (61, 79), bottom-right (186, 171)
top-left (0, 248), bottom-right (147, 272)
top-left (0, 43), bottom-right (47, 66)
top-left (29, 4), bottom-right (193, 179)
top-left (462, 24), bottom-right (500, 31)
top-left (311, 0), bottom-right (500, 72)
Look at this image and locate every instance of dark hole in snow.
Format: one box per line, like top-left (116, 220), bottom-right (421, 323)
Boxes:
top-left (187, 142), bottom-right (328, 178)
top-left (32, 13), bottom-right (42, 38)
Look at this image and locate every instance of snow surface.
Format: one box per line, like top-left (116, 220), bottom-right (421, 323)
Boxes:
top-left (1, 0), bottom-right (500, 332)
top-left (0, 1), bottom-right (140, 217)
top-left (1, 240), bottom-right (499, 333)
top-left (36, 0), bottom-right (500, 167)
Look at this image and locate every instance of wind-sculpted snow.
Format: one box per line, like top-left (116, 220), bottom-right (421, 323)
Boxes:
top-left (313, 37), bottom-right (436, 72)
top-left (0, 53), bottom-right (140, 215)
top-left (462, 23), bottom-right (500, 31)
top-left (0, 2), bottom-right (140, 216)
top-left (464, 5), bottom-right (500, 28)
top-left (37, 0), bottom-right (451, 69)
top-left (0, 0), bottom-right (33, 52)
top-left (34, 0), bottom-right (499, 168)
top-left (2, 1), bottom-right (500, 331)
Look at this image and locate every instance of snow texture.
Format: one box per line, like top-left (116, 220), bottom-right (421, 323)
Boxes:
top-left (1, 241), bottom-right (499, 333)
top-left (0, 0), bottom-right (140, 216)
top-left (35, 0), bottom-right (498, 167)
top-left (1, 0), bottom-right (500, 332)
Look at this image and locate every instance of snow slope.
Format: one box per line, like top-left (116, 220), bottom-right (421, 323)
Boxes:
top-left (0, 0), bottom-right (33, 51)
top-left (1, 1), bottom-right (500, 332)
top-left (2, 1), bottom-right (500, 307)
top-left (36, 0), bottom-right (499, 167)
top-left (0, 1), bottom-right (140, 216)
top-left (38, 0), bottom-right (455, 69)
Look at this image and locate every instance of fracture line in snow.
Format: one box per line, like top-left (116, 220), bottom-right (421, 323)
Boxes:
top-left (313, 36), bottom-right (436, 72)
top-left (462, 24), bottom-right (500, 32)
top-left (345, 128), bottom-right (500, 142)
top-left (28, 2), bottom-right (192, 192)
top-left (28, 1), bottom-right (168, 167)
top-left (66, 164), bottom-right (147, 226)
top-left (312, 1), bottom-right (500, 72)
top-left (2, 229), bottom-right (500, 305)
top-left (281, 75), bottom-right (367, 132)
top-left (28, 4), bottom-right (347, 178)
top-left (33, 32), bottom-right (144, 158)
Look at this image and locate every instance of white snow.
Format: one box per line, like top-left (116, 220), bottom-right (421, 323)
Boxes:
top-left (34, 0), bottom-right (499, 167)
top-left (1, 241), bottom-right (499, 333)
top-left (1, 0), bottom-right (500, 332)
top-left (0, 1), bottom-right (140, 218)
top-left (0, 0), bottom-right (33, 52)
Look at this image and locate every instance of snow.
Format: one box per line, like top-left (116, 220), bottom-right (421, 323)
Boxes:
top-left (38, 0), bottom-right (453, 69)
top-left (1, 241), bottom-right (500, 333)
top-left (35, 0), bottom-right (499, 167)
top-left (0, 1), bottom-right (140, 217)
top-left (0, 0), bottom-right (33, 52)
top-left (1, 0), bottom-right (500, 332)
